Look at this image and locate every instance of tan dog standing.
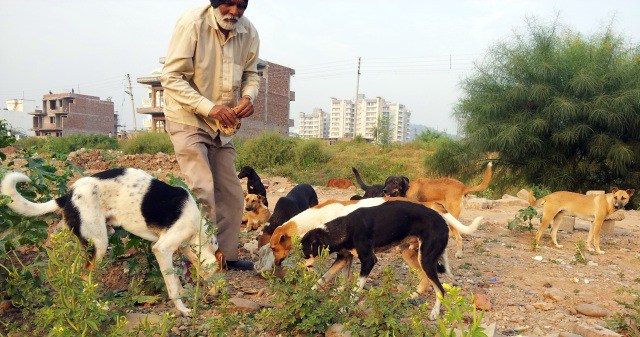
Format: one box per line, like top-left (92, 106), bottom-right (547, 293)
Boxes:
top-left (243, 194), bottom-right (271, 231)
top-left (529, 187), bottom-right (634, 254)
top-left (406, 162), bottom-right (493, 258)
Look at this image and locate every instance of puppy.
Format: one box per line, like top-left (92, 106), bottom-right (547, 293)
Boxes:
top-left (1, 168), bottom-right (225, 316)
top-left (406, 162), bottom-right (493, 258)
top-left (238, 166), bottom-right (268, 206)
top-left (327, 178), bottom-right (354, 189)
top-left (529, 187), bottom-right (634, 254)
top-left (243, 193), bottom-right (271, 231)
top-left (300, 200), bottom-right (474, 320)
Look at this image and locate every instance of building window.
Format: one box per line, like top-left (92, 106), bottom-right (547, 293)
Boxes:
top-left (50, 117), bottom-right (55, 124)
top-left (49, 100), bottom-right (56, 110)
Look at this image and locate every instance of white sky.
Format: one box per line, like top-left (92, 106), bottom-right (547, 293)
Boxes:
top-left (1, 0), bottom-right (638, 134)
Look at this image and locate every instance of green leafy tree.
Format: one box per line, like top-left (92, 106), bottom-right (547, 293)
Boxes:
top-left (449, 18), bottom-right (640, 192)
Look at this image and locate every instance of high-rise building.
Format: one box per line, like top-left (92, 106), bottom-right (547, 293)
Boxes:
top-left (298, 108), bottom-right (328, 139)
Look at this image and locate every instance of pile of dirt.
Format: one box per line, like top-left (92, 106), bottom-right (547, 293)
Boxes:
top-left (68, 149), bottom-right (181, 174)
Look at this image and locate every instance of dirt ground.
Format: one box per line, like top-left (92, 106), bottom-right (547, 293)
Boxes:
top-left (6, 149), bottom-right (640, 336)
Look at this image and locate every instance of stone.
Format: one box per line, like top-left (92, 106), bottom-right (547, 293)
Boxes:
top-left (543, 288), bottom-right (568, 302)
top-left (467, 198), bottom-right (495, 210)
top-left (475, 293), bottom-right (492, 311)
top-left (326, 323), bottom-right (352, 337)
top-left (600, 220), bottom-right (615, 236)
top-left (558, 332), bottom-right (582, 337)
top-left (532, 302), bottom-right (555, 311)
top-left (123, 313), bottom-right (162, 331)
top-left (516, 189), bottom-right (531, 201)
top-left (574, 322), bottom-right (621, 337)
top-left (229, 297), bottom-right (261, 312)
top-left (558, 216), bottom-right (575, 233)
top-left (586, 190), bottom-right (605, 195)
top-left (575, 303), bottom-right (608, 317)
top-left (495, 195), bottom-right (530, 207)
top-left (605, 210), bottom-right (625, 221)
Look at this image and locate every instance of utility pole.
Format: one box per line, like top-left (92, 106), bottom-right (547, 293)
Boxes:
top-left (125, 74), bottom-right (137, 131)
top-left (353, 57), bottom-right (361, 139)
top-left (264, 64), bottom-right (269, 126)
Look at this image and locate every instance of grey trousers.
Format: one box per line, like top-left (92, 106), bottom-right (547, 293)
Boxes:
top-left (166, 120), bottom-right (244, 261)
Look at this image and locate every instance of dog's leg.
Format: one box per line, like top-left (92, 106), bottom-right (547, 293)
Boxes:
top-left (313, 253), bottom-right (351, 290)
top-left (550, 213), bottom-right (566, 248)
top-left (451, 227), bottom-right (464, 259)
top-left (68, 183), bottom-right (109, 273)
top-left (337, 254), bottom-right (354, 291)
top-left (151, 229), bottom-right (194, 316)
top-left (417, 241), bottom-right (445, 321)
top-left (440, 251), bottom-right (456, 284)
top-left (535, 208), bottom-right (556, 248)
top-left (354, 249), bottom-right (377, 292)
top-left (588, 215), bottom-right (606, 254)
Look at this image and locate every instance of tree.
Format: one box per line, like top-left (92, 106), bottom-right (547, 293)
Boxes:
top-left (447, 18), bottom-right (640, 192)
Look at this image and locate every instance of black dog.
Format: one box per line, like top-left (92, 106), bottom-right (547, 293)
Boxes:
top-left (300, 200), bottom-right (449, 320)
top-left (352, 167), bottom-right (384, 198)
top-left (352, 167), bottom-right (409, 198)
top-left (238, 166), bottom-right (268, 206)
top-left (382, 176), bottom-right (410, 197)
top-left (257, 183), bottom-right (318, 247)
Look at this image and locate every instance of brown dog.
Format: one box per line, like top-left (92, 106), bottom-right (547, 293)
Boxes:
top-left (243, 194), bottom-right (271, 231)
top-left (406, 162), bottom-right (493, 258)
top-left (529, 187), bottom-right (634, 254)
top-left (327, 178), bottom-right (354, 189)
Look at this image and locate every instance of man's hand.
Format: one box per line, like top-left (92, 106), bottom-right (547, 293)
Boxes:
top-left (208, 105), bottom-right (237, 127)
top-left (236, 97), bottom-right (254, 118)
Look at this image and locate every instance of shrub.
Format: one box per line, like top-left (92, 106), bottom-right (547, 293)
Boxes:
top-left (120, 131), bottom-right (174, 154)
top-left (294, 139), bottom-right (330, 169)
top-left (607, 287), bottom-right (640, 336)
top-left (235, 133), bottom-right (295, 171)
top-left (14, 137), bottom-right (45, 151)
top-left (46, 134), bottom-right (118, 154)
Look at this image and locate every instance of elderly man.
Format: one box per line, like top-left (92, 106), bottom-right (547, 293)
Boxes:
top-left (161, 0), bottom-right (259, 270)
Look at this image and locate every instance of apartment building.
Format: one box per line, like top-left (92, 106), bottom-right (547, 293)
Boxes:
top-left (29, 92), bottom-right (115, 137)
top-left (137, 58), bottom-right (295, 138)
top-left (298, 108), bottom-right (328, 139)
top-left (328, 95), bottom-right (411, 143)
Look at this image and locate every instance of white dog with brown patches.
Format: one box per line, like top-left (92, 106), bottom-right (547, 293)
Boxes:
top-left (1, 168), bottom-right (225, 316)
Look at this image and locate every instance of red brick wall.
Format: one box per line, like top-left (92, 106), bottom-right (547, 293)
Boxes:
top-left (62, 94), bottom-right (115, 136)
top-left (237, 61), bottom-right (293, 139)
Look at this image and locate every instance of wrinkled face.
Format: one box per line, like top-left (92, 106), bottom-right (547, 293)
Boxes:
top-left (213, 0), bottom-right (247, 30)
top-left (244, 193), bottom-right (265, 211)
top-left (611, 187), bottom-right (634, 210)
top-left (382, 176), bottom-right (410, 197)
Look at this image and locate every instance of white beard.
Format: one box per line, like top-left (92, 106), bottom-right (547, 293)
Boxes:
top-left (213, 7), bottom-right (239, 31)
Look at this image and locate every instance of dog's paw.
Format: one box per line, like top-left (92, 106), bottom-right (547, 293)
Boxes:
top-left (429, 309), bottom-right (440, 321)
top-left (596, 250), bottom-right (606, 255)
top-left (455, 251), bottom-right (463, 259)
top-left (554, 244), bottom-right (564, 248)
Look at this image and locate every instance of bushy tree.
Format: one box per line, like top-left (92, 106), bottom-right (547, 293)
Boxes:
top-left (452, 18), bottom-right (640, 192)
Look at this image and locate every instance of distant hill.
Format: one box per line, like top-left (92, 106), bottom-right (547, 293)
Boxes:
top-left (407, 124), bottom-right (459, 141)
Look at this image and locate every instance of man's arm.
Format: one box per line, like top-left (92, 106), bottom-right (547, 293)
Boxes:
top-left (161, 19), bottom-right (215, 117)
top-left (236, 32), bottom-right (260, 118)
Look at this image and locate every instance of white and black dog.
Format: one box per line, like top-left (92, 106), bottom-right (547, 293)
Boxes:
top-left (1, 168), bottom-right (225, 316)
top-left (300, 200), bottom-right (452, 320)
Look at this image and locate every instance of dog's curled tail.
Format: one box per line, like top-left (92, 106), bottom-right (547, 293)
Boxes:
top-left (351, 167), bottom-right (369, 191)
top-left (465, 162), bottom-right (493, 193)
top-left (442, 213), bottom-right (483, 235)
top-left (527, 190), bottom-right (545, 207)
top-left (1, 172), bottom-right (62, 217)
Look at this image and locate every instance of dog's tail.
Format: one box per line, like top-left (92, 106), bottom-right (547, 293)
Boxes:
top-left (351, 167), bottom-right (369, 191)
top-left (527, 190), bottom-right (545, 207)
top-left (465, 162), bottom-right (493, 194)
top-left (442, 213), bottom-right (483, 235)
top-left (1, 172), bottom-right (63, 216)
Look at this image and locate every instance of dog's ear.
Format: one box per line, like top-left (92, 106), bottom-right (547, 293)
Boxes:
top-left (270, 227), bottom-right (288, 248)
top-left (258, 195), bottom-right (266, 204)
top-left (610, 186), bottom-right (619, 193)
top-left (244, 191), bottom-right (248, 197)
top-left (626, 189), bottom-right (635, 197)
top-left (401, 176), bottom-right (410, 194)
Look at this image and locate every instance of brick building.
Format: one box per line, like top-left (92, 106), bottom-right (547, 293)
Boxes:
top-left (137, 58), bottom-right (295, 139)
top-left (29, 93), bottom-right (116, 137)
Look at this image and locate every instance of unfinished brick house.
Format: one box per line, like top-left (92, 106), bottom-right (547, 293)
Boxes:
top-left (137, 58), bottom-right (294, 139)
top-left (30, 93), bottom-right (116, 137)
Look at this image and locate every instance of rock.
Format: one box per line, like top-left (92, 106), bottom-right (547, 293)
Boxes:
top-left (532, 302), bottom-right (555, 311)
top-left (516, 189), bottom-right (531, 201)
top-left (495, 195), bottom-right (530, 207)
top-left (326, 323), bottom-right (352, 337)
top-left (123, 313), bottom-right (162, 330)
top-left (574, 322), bottom-right (621, 337)
top-left (558, 332), bottom-right (582, 337)
top-left (533, 326), bottom-right (544, 336)
top-left (467, 198), bottom-right (495, 210)
top-left (482, 322), bottom-right (497, 337)
top-left (575, 303), bottom-right (608, 317)
top-left (543, 288), bottom-right (568, 302)
top-left (586, 190), bottom-right (605, 195)
top-left (229, 297), bottom-right (261, 312)
top-left (475, 294), bottom-right (492, 311)
top-left (605, 210), bottom-right (625, 221)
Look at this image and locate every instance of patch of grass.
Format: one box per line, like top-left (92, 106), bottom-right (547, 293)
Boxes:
top-left (120, 131), bottom-right (174, 154)
top-left (574, 240), bottom-right (589, 265)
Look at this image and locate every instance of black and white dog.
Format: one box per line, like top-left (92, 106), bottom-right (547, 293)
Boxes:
top-left (1, 168), bottom-right (225, 316)
top-left (238, 166), bottom-right (268, 206)
top-left (300, 200), bottom-right (453, 320)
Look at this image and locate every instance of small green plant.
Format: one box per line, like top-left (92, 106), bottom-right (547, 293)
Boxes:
top-left (574, 240), bottom-right (589, 265)
top-left (433, 284), bottom-right (487, 337)
top-left (120, 131), bottom-right (174, 155)
top-left (606, 287), bottom-right (640, 336)
top-left (508, 206), bottom-right (538, 231)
